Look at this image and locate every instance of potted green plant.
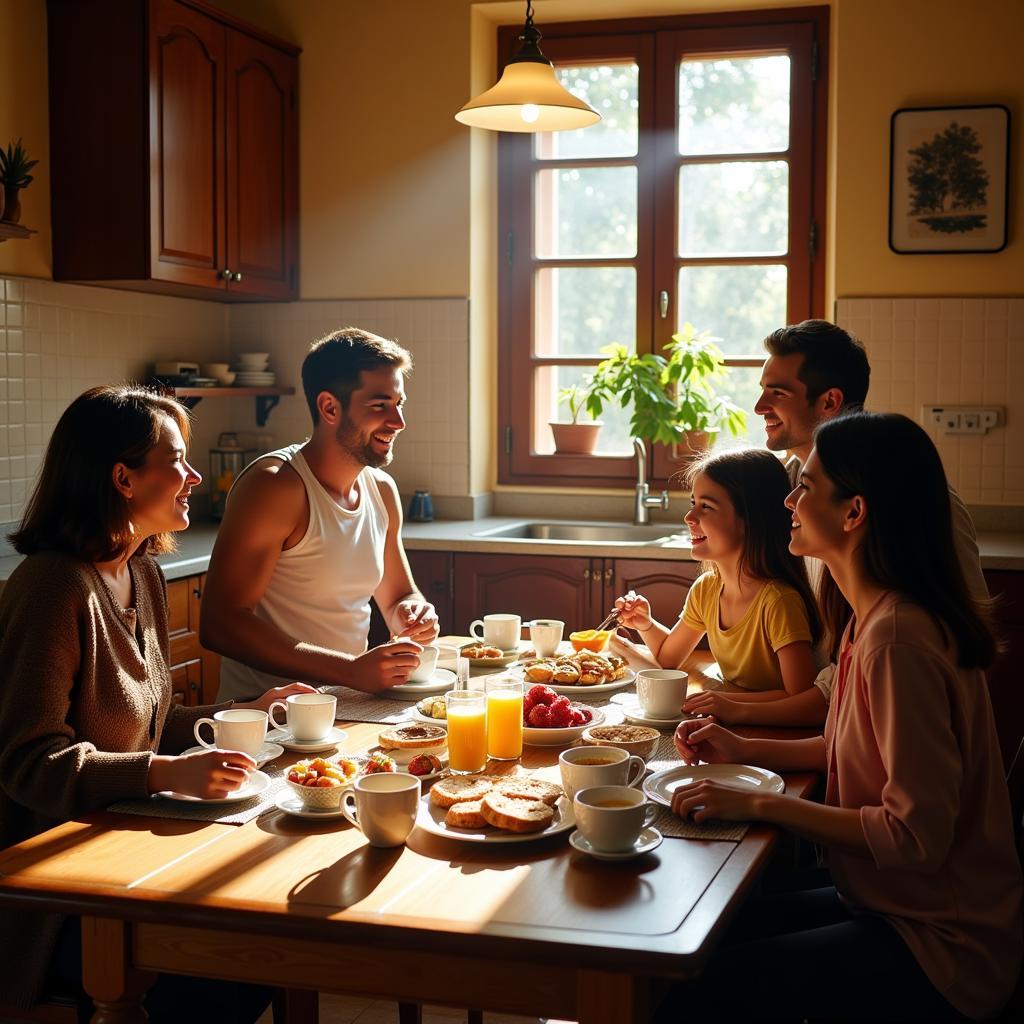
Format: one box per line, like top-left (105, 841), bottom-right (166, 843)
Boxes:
top-left (586, 323), bottom-right (746, 454)
top-left (550, 379), bottom-right (603, 455)
top-left (0, 138), bottom-right (38, 224)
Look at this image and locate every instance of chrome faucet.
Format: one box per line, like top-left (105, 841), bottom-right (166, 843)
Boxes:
top-left (632, 438), bottom-right (669, 525)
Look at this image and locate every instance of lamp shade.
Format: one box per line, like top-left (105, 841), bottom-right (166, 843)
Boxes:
top-left (455, 60), bottom-right (601, 133)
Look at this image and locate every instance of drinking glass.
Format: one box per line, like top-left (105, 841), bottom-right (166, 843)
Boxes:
top-left (486, 676), bottom-right (523, 760)
top-left (446, 690), bottom-right (487, 773)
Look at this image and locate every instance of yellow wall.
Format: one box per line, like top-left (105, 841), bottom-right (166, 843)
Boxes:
top-left (0, 0), bottom-right (50, 278)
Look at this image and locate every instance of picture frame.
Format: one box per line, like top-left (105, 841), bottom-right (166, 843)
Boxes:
top-left (889, 104), bottom-right (1010, 254)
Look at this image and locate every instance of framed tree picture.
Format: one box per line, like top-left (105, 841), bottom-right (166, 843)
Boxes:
top-left (889, 104), bottom-right (1010, 254)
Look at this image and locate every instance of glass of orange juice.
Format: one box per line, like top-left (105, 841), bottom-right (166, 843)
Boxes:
top-left (486, 676), bottom-right (523, 760)
top-left (445, 690), bottom-right (487, 774)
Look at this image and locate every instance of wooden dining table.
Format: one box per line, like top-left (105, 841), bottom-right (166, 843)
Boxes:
top-left (0, 642), bottom-right (818, 1024)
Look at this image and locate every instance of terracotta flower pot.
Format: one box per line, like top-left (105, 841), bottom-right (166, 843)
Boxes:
top-left (549, 421), bottom-right (602, 455)
top-left (0, 184), bottom-right (20, 223)
top-left (684, 430), bottom-right (710, 454)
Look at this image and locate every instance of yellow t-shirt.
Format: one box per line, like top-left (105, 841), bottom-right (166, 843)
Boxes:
top-left (680, 571), bottom-right (813, 691)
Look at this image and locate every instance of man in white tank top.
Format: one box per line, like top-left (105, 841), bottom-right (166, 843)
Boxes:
top-left (201, 329), bottom-right (439, 702)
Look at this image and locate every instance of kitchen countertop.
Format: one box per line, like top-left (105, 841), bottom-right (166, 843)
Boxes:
top-left (2, 519), bottom-right (1023, 585)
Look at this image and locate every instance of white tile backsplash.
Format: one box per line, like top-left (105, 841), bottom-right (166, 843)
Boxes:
top-left (836, 296), bottom-right (1022, 507)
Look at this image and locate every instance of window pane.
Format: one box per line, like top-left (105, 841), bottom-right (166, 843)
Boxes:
top-left (677, 264), bottom-right (787, 355)
top-left (703, 365), bottom-right (766, 450)
top-left (535, 167), bottom-right (637, 258)
top-left (534, 364), bottom-right (634, 455)
top-left (678, 55), bottom-right (790, 155)
top-left (679, 161), bottom-right (789, 256)
top-left (535, 63), bottom-right (639, 159)
top-left (535, 267), bottom-right (636, 356)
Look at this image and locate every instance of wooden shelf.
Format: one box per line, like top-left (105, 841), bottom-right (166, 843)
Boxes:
top-left (0, 221), bottom-right (36, 243)
top-left (171, 386), bottom-right (295, 426)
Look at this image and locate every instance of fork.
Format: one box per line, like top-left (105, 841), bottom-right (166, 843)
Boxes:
top-left (594, 608), bottom-right (620, 633)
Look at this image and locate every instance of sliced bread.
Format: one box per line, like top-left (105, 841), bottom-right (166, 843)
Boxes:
top-left (494, 777), bottom-right (563, 806)
top-left (480, 791), bottom-right (555, 833)
top-left (429, 775), bottom-right (494, 809)
top-left (445, 800), bottom-right (487, 829)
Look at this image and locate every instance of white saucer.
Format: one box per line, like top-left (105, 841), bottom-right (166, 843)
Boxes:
top-left (158, 770), bottom-right (271, 804)
top-left (622, 706), bottom-right (688, 728)
top-left (267, 726), bottom-right (347, 753)
top-left (569, 826), bottom-right (663, 861)
top-left (180, 741), bottom-right (284, 767)
top-left (273, 791), bottom-right (349, 820)
top-left (381, 668), bottom-right (458, 699)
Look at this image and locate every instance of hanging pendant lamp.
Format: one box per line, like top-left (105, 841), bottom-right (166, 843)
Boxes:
top-left (455, 1), bottom-right (600, 133)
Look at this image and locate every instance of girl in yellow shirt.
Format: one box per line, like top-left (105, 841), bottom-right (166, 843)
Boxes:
top-left (616, 448), bottom-right (824, 718)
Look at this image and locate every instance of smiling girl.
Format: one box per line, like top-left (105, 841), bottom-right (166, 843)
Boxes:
top-left (663, 413), bottom-right (1021, 1021)
top-left (0, 385), bottom-right (312, 1018)
top-left (615, 448), bottom-right (821, 707)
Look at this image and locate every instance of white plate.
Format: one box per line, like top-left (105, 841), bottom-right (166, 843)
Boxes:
top-left (523, 705), bottom-right (605, 747)
top-left (381, 668), bottom-right (458, 699)
top-left (415, 792), bottom-right (575, 844)
top-left (158, 769), bottom-right (271, 804)
top-left (515, 665), bottom-right (637, 696)
top-left (179, 741), bottom-right (284, 768)
top-left (408, 706), bottom-right (448, 729)
top-left (268, 726), bottom-right (347, 753)
top-left (569, 826), bottom-right (663, 861)
top-left (273, 791), bottom-right (349, 820)
top-left (643, 764), bottom-right (785, 808)
top-left (616, 700), bottom-right (690, 728)
top-left (362, 745), bottom-right (448, 780)
top-left (463, 648), bottom-right (521, 669)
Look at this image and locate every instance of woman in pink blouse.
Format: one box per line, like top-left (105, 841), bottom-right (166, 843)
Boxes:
top-left (660, 412), bottom-right (1021, 1021)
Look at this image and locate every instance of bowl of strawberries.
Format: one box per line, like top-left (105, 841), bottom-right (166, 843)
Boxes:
top-left (522, 684), bottom-right (605, 747)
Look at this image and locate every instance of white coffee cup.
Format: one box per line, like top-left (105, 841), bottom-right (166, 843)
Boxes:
top-left (269, 692), bottom-right (337, 742)
top-left (559, 745), bottom-right (645, 800)
top-left (573, 785), bottom-right (658, 853)
top-left (635, 669), bottom-right (689, 719)
top-left (193, 709), bottom-right (267, 756)
top-left (409, 644), bottom-right (440, 683)
top-left (528, 618), bottom-right (565, 658)
top-left (469, 613), bottom-right (521, 651)
top-left (341, 773), bottom-right (421, 847)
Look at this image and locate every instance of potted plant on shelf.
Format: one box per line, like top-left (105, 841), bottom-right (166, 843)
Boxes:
top-left (586, 323), bottom-right (746, 455)
top-left (0, 138), bottom-right (38, 224)
top-left (549, 379), bottom-right (604, 455)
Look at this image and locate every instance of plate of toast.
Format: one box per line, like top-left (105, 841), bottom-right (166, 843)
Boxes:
top-left (416, 773), bottom-right (575, 843)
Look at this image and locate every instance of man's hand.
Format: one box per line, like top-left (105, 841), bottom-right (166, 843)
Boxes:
top-left (392, 598), bottom-right (439, 645)
top-left (348, 639), bottom-right (423, 692)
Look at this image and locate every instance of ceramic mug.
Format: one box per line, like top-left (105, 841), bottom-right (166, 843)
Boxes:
top-left (193, 709), bottom-right (267, 756)
top-left (408, 644), bottom-right (440, 683)
top-left (341, 773), bottom-right (421, 847)
top-left (635, 669), bottom-right (689, 719)
top-left (528, 618), bottom-right (564, 658)
top-left (573, 785), bottom-right (659, 853)
top-left (269, 692), bottom-right (337, 742)
top-left (559, 745), bottom-right (645, 800)
top-left (469, 613), bottom-right (521, 651)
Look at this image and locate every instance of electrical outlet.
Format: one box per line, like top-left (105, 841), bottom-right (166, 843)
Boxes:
top-left (921, 405), bottom-right (1004, 436)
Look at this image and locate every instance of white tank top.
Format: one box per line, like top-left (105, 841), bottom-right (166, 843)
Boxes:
top-left (216, 443), bottom-right (390, 701)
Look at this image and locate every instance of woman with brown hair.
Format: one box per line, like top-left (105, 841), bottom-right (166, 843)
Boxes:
top-left (0, 385), bottom-right (312, 1021)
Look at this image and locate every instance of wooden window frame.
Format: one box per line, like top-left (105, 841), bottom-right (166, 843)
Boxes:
top-left (497, 6), bottom-right (829, 489)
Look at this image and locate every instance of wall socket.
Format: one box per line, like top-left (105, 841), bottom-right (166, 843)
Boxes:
top-left (922, 405), bottom-right (1003, 435)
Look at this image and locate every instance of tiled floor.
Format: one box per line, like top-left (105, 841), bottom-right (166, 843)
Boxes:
top-left (255, 994), bottom-right (545, 1024)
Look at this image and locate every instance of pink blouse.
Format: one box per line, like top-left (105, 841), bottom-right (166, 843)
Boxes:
top-left (825, 592), bottom-right (1022, 1018)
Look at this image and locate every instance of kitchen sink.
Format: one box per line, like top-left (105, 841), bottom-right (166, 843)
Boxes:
top-left (471, 521), bottom-right (684, 545)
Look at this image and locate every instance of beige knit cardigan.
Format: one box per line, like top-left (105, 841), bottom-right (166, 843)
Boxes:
top-left (0, 551), bottom-right (230, 1009)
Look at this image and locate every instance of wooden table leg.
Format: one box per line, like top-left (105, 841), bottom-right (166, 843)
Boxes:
top-left (81, 918), bottom-right (155, 1024)
top-left (576, 970), bottom-right (658, 1024)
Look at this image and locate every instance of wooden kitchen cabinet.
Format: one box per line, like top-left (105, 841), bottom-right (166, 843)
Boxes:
top-left (367, 549), bottom-right (455, 648)
top-left (47, 0), bottom-right (299, 301)
top-left (166, 573), bottom-right (221, 705)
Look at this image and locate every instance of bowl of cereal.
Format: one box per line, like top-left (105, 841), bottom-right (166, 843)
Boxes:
top-left (285, 756), bottom-right (360, 809)
top-left (580, 723), bottom-right (660, 761)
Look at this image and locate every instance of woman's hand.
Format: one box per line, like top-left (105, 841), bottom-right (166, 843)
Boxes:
top-left (674, 718), bottom-right (748, 765)
top-left (148, 749), bottom-right (255, 799)
top-left (614, 590), bottom-right (653, 631)
top-left (671, 779), bottom-right (760, 823)
top-left (241, 682), bottom-right (318, 714)
top-left (683, 690), bottom-right (749, 724)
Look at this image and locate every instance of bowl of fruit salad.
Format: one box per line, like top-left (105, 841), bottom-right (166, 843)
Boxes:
top-left (521, 684), bottom-right (604, 747)
top-left (285, 756), bottom-right (360, 809)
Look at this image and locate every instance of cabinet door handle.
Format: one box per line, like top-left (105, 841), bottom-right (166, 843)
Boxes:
top-left (583, 568), bottom-right (591, 580)
top-left (604, 567), bottom-right (613, 581)
top-left (232, 271), bottom-right (243, 283)
top-left (221, 268), bottom-right (233, 280)
top-left (192, 588), bottom-right (202, 598)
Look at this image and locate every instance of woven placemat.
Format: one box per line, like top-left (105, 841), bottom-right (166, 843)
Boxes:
top-left (107, 765), bottom-right (292, 825)
top-left (330, 688), bottom-right (423, 724)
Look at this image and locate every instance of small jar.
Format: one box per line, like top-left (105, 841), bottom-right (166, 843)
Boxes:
top-left (408, 489), bottom-right (434, 522)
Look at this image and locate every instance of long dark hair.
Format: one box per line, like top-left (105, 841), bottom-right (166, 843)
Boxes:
top-left (686, 448), bottom-right (821, 645)
top-left (813, 412), bottom-right (996, 669)
top-left (10, 384), bottom-right (191, 562)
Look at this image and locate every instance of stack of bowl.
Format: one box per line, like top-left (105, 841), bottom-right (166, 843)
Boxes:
top-left (235, 352), bottom-right (276, 387)
top-left (201, 363), bottom-right (236, 386)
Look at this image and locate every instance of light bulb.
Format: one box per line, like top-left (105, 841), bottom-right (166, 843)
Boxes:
top-left (520, 103), bottom-right (540, 124)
